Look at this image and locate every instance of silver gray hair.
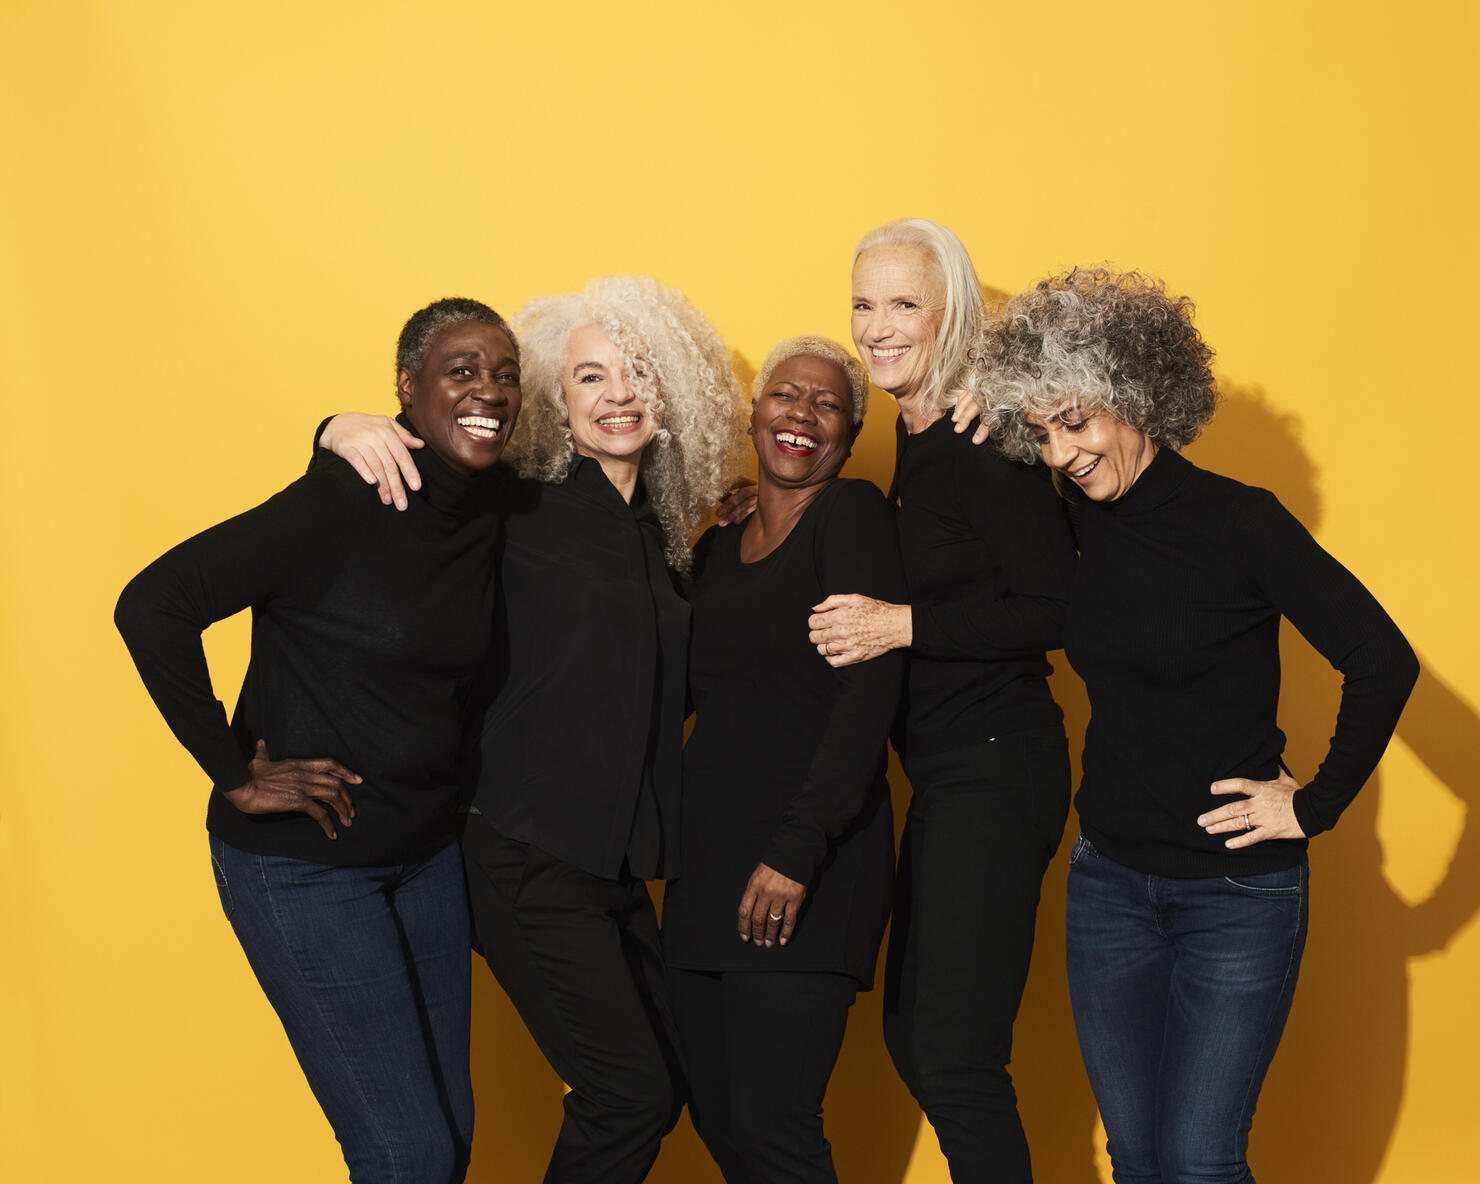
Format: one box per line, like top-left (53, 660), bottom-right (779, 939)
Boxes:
top-left (504, 275), bottom-right (746, 570)
top-left (972, 266), bottom-right (1218, 463)
top-left (853, 218), bottom-right (985, 410)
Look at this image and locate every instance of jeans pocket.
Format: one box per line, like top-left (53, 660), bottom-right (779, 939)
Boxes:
top-left (1068, 832), bottom-right (1094, 866)
top-left (209, 836), bottom-right (234, 919)
top-left (1223, 862), bottom-right (1305, 896)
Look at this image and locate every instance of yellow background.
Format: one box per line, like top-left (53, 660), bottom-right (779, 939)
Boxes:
top-left (5, 2), bottom-right (1477, 1180)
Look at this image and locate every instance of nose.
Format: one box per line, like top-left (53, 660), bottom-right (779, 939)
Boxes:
top-left (861, 308), bottom-right (891, 344)
top-left (1038, 429), bottom-right (1072, 471)
top-left (607, 370), bottom-right (637, 405)
top-left (789, 394), bottom-right (818, 423)
top-left (469, 370), bottom-right (509, 406)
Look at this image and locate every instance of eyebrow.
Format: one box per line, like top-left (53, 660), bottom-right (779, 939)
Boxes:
top-left (571, 360), bottom-right (607, 375)
top-left (772, 379), bottom-right (841, 397)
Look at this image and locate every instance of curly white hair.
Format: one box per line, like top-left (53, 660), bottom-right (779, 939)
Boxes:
top-left (504, 275), bottom-right (746, 570)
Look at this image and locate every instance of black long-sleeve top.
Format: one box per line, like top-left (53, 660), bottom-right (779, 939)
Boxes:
top-left (662, 479), bottom-right (906, 985)
top-left (114, 448), bottom-right (504, 866)
top-left (890, 414), bottom-right (1078, 760)
top-left (1067, 447), bottom-right (1418, 878)
top-left (464, 456), bottom-right (689, 881)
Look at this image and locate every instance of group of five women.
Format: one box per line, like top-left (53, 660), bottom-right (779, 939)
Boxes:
top-left (117, 219), bottom-right (1417, 1184)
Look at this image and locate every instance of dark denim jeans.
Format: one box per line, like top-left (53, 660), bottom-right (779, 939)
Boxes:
top-left (210, 835), bottom-right (474, 1183)
top-left (1065, 834), bottom-right (1307, 1184)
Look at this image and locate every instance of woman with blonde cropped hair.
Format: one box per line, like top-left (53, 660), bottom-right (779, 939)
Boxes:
top-left (663, 334), bottom-right (905, 1184)
top-left (318, 275), bottom-right (745, 1184)
top-left (806, 218), bottom-right (1078, 1181)
top-left (976, 266), bottom-right (1417, 1182)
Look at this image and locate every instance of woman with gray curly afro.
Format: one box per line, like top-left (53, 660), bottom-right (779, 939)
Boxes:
top-left (316, 276), bottom-right (746, 1183)
top-left (976, 266), bottom-right (1417, 1181)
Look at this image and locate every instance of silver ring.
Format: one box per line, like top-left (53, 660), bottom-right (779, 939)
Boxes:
top-left (1243, 813), bottom-right (1251, 830)
top-left (767, 912), bottom-right (784, 922)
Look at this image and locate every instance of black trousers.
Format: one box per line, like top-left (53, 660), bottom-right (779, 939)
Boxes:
top-left (461, 820), bottom-right (685, 1184)
top-left (883, 728), bottom-right (1072, 1183)
top-left (667, 967), bottom-right (858, 1184)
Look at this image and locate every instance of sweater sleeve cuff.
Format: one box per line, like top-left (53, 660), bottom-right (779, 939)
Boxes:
top-left (760, 831), bottom-right (823, 888)
top-left (1291, 789), bottom-right (1329, 838)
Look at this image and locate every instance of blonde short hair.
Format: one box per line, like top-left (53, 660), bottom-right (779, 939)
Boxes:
top-left (505, 275), bottom-right (745, 570)
top-left (751, 335), bottom-right (869, 424)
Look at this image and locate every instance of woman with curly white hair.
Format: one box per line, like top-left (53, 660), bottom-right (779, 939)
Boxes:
top-left (661, 335), bottom-right (905, 1183)
top-left (975, 266), bottom-right (1417, 1182)
top-left (804, 219), bottom-right (1079, 1182)
top-left (318, 275), bottom-right (745, 1184)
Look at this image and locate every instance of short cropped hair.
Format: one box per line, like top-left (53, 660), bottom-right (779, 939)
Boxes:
top-left (973, 267), bottom-right (1218, 462)
top-left (752, 335), bottom-right (869, 425)
top-left (852, 218), bottom-right (984, 410)
top-left (396, 297), bottom-right (515, 374)
top-left (505, 276), bottom-right (745, 570)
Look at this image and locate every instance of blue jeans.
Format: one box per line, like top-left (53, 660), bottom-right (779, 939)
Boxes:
top-left (211, 835), bottom-right (474, 1183)
top-left (1065, 834), bottom-right (1307, 1184)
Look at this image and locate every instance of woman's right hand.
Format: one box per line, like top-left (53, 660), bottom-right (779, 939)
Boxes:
top-left (223, 740), bottom-right (360, 840)
top-left (321, 413), bottom-right (425, 511)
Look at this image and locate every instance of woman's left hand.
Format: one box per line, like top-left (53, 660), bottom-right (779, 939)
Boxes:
top-left (1197, 768), bottom-right (1308, 848)
top-left (808, 594), bottom-right (911, 667)
top-left (737, 862), bottom-right (806, 948)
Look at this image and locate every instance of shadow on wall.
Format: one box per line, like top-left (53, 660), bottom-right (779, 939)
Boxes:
top-left (1184, 384), bottom-right (1480, 1184)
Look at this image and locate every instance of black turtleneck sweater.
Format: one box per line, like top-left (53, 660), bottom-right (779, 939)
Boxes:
top-left (115, 445), bottom-right (503, 867)
top-left (1067, 447), bottom-right (1418, 878)
top-left (890, 414), bottom-right (1077, 760)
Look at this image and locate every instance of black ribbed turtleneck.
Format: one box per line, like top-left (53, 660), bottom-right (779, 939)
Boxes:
top-left (115, 428), bottom-right (505, 866)
top-left (1066, 447), bottom-right (1418, 877)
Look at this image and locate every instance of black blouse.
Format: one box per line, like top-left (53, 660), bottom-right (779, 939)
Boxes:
top-left (662, 479), bottom-right (906, 985)
top-left (465, 456), bottom-right (689, 881)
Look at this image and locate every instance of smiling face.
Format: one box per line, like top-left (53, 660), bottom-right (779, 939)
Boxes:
top-left (751, 353), bottom-right (858, 490)
top-left (1025, 406), bottom-right (1158, 501)
top-left (560, 321), bottom-right (659, 466)
top-left (396, 320), bottom-right (521, 476)
top-left (850, 244), bottom-right (946, 403)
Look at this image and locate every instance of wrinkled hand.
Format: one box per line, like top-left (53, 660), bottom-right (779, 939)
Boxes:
top-left (321, 413), bottom-right (424, 510)
top-left (737, 862), bottom-right (806, 948)
top-left (951, 393), bottom-right (991, 446)
top-left (1197, 768), bottom-right (1307, 849)
top-left (808, 593), bottom-right (911, 668)
top-left (223, 740), bottom-right (360, 840)
top-left (716, 478), bottom-right (758, 526)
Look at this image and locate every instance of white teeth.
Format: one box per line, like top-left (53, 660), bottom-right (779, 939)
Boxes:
top-left (776, 431), bottom-right (817, 450)
top-left (457, 415), bottom-right (501, 440)
top-left (872, 346), bottom-right (909, 358)
top-left (1072, 460), bottom-right (1097, 477)
top-left (599, 415), bottom-right (641, 427)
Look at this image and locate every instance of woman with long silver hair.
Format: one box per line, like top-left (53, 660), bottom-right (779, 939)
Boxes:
top-left (807, 219), bottom-right (1078, 1181)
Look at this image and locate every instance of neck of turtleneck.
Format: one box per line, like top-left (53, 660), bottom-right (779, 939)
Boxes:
top-left (397, 413), bottom-right (500, 519)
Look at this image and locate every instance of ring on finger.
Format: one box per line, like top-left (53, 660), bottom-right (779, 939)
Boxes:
top-left (767, 912), bottom-right (784, 922)
top-left (1243, 813), bottom-right (1251, 830)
